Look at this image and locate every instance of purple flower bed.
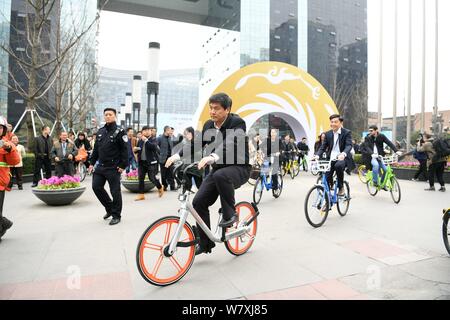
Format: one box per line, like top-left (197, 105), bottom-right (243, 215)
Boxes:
top-left (37, 175), bottom-right (81, 190)
top-left (125, 169), bottom-right (149, 181)
top-left (393, 162), bottom-right (450, 171)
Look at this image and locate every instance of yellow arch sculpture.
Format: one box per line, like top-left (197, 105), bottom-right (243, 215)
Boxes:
top-left (195, 61), bottom-right (338, 150)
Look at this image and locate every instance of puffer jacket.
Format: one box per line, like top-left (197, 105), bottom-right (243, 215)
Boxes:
top-left (0, 137), bottom-right (20, 191)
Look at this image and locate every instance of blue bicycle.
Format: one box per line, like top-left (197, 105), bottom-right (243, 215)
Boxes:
top-left (304, 160), bottom-right (351, 228)
top-left (252, 157), bottom-right (283, 205)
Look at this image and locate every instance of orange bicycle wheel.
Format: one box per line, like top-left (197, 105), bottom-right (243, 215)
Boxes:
top-left (136, 216), bottom-right (195, 286)
top-left (225, 202), bottom-right (258, 256)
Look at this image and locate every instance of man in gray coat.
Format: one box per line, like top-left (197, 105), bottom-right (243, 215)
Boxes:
top-left (51, 131), bottom-right (78, 177)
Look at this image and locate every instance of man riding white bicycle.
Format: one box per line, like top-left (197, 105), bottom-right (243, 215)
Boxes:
top-left (165, 93), bottom-right (251, 256)
top-left (312, 114), bottom-right (355, 196)
top-left (361, 125), bottom-right (402, 188)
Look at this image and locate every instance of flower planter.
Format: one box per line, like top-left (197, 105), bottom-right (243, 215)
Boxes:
top-left (393, 167), bottom-right (450, 183)
top-left (121, 180), bottom-right (155, 193)
top-left (32, 186), bottom-right (86, 206)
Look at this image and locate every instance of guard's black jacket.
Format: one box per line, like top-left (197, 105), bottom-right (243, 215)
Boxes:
top-left (90, 122), bottom-right (129, 169)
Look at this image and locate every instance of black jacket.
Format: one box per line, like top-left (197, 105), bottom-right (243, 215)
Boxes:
top-left (74, 138), bottom-right (91, 151)
top-left (157, 134), bottom-right (174, 164)
top-left (260, 137), bottom-right (283, 166)
top-left (297, 142), bottom-right (310, 153)
top-left (90, 122), bottom-right (128, 169)
top-left (316, 128), bottom-right (355, 171)
top-left (202, 113), bottom-right (250, 170)
top-left (136, 137), bottom-right (159, 165)
top-left (34, 135), bottom-right (54, 159)
top-left (362, 134), bottom-right (398, 157)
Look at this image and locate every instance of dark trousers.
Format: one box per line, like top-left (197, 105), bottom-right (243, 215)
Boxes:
top-left (92, 166), bottom-right (123, 219)
top-left (33, 157), bottom-right (52, 184)
top-left (9, 167), bottom-right (24, 187)
top-left (160, 162), bottom-right (175, 189)
top-left (414, 159), bottom-right (428, 180)
top-left (428, 162), bottom-right (446, 188)
top-left (192, 166), bottom-right (251, 249)
top-left (138, 161), bottom-right (162, 193)
top-left (55, 161), bottom-right (75, 177)
top-left (327, 160), bottom-right (346, 190)
top-left (0, 190), bottom-right (12, 235)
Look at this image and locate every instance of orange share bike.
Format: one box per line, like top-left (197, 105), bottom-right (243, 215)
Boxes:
top-left (136, 161), bottom-right (260, 286)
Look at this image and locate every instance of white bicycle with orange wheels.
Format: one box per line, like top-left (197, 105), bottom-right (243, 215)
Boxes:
top-left (136, 161), bottom-right (260, 286)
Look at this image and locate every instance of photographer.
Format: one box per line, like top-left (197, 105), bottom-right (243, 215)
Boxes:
top-left (412, 134), bottom-right (428, 182)
top-left (0, 116), bottom-right (20, 242)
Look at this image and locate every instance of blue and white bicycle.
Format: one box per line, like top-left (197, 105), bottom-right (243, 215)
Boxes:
top-left (304, 159), bottom-right (351, 228)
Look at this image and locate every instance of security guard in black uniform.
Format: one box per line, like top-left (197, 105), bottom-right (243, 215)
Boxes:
top-left (88, 108), bottom-right (129, 226)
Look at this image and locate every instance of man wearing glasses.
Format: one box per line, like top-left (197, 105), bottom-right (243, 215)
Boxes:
top-left (363, 125), bottom-right (402, 187)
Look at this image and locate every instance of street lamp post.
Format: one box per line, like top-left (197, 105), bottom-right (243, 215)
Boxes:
top-left (147, 42), bottom-right (160, 130)
top-left (125, 92), bottom-right (132, 128)
top-left (120, 103), bottom-right (126, 128)
top-left (132, 75), bottom-right (142, 132)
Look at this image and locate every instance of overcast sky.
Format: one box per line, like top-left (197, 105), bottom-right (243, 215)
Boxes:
top-left (98, 0), bottom-right (450, 117)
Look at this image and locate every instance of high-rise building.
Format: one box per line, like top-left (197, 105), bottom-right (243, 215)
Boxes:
top-left (198, 0), bottom-right (367, 136)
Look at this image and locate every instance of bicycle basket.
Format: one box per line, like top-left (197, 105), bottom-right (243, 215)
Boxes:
top-left (310, 160), bottom-right (331, 173)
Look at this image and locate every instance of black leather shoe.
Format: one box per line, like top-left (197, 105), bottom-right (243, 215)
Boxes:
top-left (31, 183), bottom-right (38, 188)
top-left (195, 243), bottom-right (216, 256)
top-left (218, 214), bottom-right (238, 228)
top-left (103, 213), bottom-right (112, 220)
top-left (0, 219), bottom-right (13, 239)
top-left (109, 218), bottom-right (121, 226)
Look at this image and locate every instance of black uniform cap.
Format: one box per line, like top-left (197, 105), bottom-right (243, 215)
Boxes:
top-left (103, 107), bottom-right (117, 115)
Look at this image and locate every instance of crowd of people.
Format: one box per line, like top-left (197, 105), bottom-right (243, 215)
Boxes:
top-left (0, 91), bottom-right (449, 242)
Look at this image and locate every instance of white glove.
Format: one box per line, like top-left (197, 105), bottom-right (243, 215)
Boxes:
top-left (396, 151), bottom-right (403, 156)
top-left (312, 155), bottom-right (319, 161)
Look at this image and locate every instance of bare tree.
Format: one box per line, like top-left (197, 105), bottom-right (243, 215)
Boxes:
top-left (0, 0), bottom-right (108, 149)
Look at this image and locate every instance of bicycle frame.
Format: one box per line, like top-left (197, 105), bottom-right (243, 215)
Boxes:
top-left (167, 165), bottom-right (259, 256)
top-left (319, 170), bottom-right (340, 206)
top-left (367, 157), bottom-right (396, 190)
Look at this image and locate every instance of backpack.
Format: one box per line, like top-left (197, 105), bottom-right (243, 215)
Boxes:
top-left (432, 138), bottom-right (450, 161)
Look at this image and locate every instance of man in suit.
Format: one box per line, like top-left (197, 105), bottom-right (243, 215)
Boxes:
top-left (51, 131), bottom-right (78, 177)
top-left (32, 126), bottom-right (53, 187)
top-left (193, 93), bottom-right (251, 256)
top-left (314, 114), bottom-right (355, 196)
top-left (134, 126), bottom-right (164, 200)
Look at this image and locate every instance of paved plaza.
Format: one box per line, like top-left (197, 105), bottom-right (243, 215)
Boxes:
top-left (0, 172), bottom-right (449, 300)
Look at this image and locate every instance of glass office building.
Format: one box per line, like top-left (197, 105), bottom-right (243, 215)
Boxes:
top-left (198, 0), bottom-right (367, 136)
top-left (0, 0), bottom-right (11, 116)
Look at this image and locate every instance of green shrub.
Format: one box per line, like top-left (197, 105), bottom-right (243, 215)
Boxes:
top-left (23, 153), bottom-right (36, 175)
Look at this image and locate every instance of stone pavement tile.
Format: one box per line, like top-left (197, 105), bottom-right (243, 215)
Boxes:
top-left (246, 285), bottom-right (327, 300)
top-left (310, 279), bottom-right (362, 300)
top-left (285, 242), bottom-right (385, 280)
top-left (339, 264), bottom-right (447, 300)
top-left (217, 249), bottom-right (323, 297)
top-left (0, 283), bottom-right (18, 300)
top-left (9, 279), bottom-right (59, 300)
top-left (340, 239), bottom-right (411, 260)
top-left (2, 272), bottom-right (133, 300)
top-left (398, 257), bottom-right (450, 284)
